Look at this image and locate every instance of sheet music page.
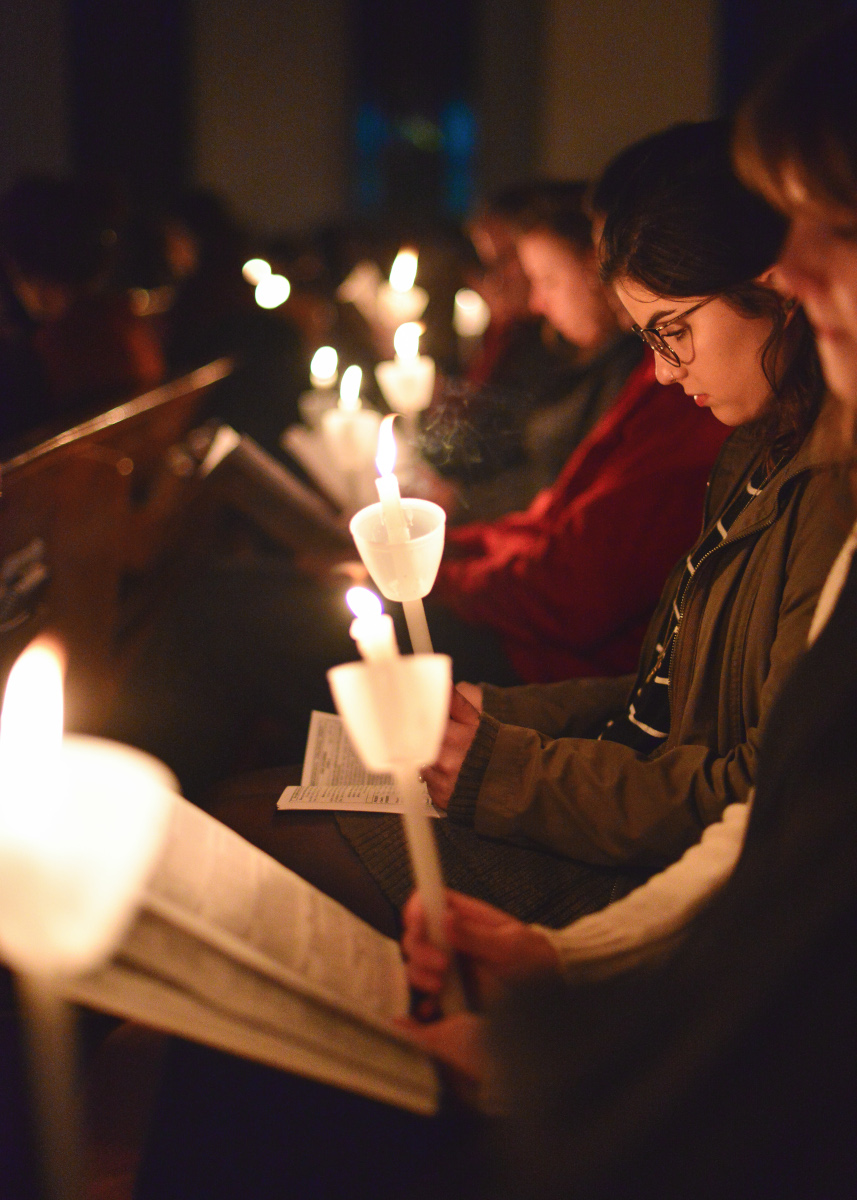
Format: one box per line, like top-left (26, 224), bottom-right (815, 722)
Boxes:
top-left (63, 794), bottom-right (439, 1114)
top-left (300, 711), bottom-right (391, 786)
top-left (277, 711), bottom-right (441, 815)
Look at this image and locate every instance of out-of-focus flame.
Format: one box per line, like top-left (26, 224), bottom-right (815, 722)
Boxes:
top-left (389, 249), bottom-right (418, 292)
top-left (242, 258), bottom-right (272, 285)
top-left (339, 364), bottom-right (363, 411)
top-left (345, 587), bottom-right (384, 621)
top-left (310, 346), bottom-right (338, 388)
top-left (393, 322), bottom-right (422, 360)
top-left (375, 413), bottom-right (398, 476)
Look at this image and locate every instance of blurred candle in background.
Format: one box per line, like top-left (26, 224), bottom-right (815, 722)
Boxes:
top-left (375, 322), bottom-right (436, 424)
top-left (376, 248), bottom-right (428, 328)
top-left (345, 587), bottom-right (400, 661)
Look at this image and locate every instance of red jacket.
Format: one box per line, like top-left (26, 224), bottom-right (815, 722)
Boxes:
top-left (434, 353), bottom-right (729, 682)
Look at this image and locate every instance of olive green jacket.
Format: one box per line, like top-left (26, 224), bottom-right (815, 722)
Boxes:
top-left (447, 416), bottom-right (846, 869)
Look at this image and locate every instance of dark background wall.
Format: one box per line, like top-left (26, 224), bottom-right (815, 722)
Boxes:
top-left (1, 0), bottom-right (856, 238)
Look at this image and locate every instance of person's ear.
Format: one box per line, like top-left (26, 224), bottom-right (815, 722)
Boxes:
top-left (757, 265), bottom-right (799, 316)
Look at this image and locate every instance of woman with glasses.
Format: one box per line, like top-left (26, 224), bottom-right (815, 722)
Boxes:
top-left (375, 119), bottom-right (842, 939)
top-left (404, 20), bottom-right (857, 1199)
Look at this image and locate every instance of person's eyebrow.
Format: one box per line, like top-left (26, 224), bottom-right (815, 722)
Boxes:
top-left (649, 307), bottom-right (680, 327)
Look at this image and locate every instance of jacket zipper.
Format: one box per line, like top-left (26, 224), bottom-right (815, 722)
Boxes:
top-left (664, 458), bottom-right (812, 747)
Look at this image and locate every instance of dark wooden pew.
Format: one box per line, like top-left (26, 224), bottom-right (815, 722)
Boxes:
top-left (0, 361), bottom-right (233, 733)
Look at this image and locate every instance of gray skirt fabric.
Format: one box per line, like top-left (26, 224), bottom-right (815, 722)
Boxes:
top-left (334, 813), bottom-right (640, 929)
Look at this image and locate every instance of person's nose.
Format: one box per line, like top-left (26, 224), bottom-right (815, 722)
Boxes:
top-left (653, 352), bottom-right (686, 387)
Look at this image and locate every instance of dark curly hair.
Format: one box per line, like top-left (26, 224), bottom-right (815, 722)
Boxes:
top-left (595, 121), bottom-right (824, 466)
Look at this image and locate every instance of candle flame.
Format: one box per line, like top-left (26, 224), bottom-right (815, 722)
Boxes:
top-left (389, 249), bottom-right (418, 292)
top-left (345, 587), bottom-right (384, 621)
top-left (310, 345), bottom-right (338, 387)
top-left (0, 639), bottom-right (64, 769)
top-left (375, 413), bottom-right (398, 476)
top-left (255, 273), bottom-right (291, 309)
top-left (0, 637), bottom-right (66, 841)
top-left (393, 322), bottom-right (422, 360)
top-left (242, 257), bottom-right (272, 285)
top-left (339, 364), bottom-right (363, 411)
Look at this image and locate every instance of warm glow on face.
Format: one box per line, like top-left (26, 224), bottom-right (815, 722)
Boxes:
top-left (242, 258), bottom-right (272, 285)
top-left (345, 586), bottom-right (384, 621)
top-left (339, 364), bottom-right (363, 411)
top-left (255, 273), bottom-right (291, 309)
top-left (393, 322), bottom-right (422, 360)
top-left (389, 249), bottom-right (418, 292)
top-left (375, 413), bottom-right (398, 476)
top-left (310, 345), bottom-right (339, 387)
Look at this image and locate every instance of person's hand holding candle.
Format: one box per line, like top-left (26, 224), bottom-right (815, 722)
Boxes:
top-left (420, 685), bottom-right (481, 810)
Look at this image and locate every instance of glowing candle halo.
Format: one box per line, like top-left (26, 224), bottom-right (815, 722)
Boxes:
top-left (376, 247), bottom-right (428, 328)
top-left (242, 257), bottom-right (272, 285)
top-left (339, 364), bottom-right (363, 411)
top-left (345, 587), bottom-right (399, 661)
top-left (310, 345), bottom-right (339, 389)
top-left (255, 273), bottom-right (291, 309)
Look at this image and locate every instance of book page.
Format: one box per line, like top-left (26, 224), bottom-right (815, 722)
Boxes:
top-left (63, 794), bottom-right (439, 1114)
top-left (277, 711), bottom-right (442, 816)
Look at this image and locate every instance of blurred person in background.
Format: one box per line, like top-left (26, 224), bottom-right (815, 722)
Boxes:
top-left (0, 173), bottom-right (164, 441)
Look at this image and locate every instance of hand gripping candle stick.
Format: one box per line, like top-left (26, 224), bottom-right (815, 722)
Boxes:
top-left (0, 638), bottom-right (176, 1200)
top-left (348, 414), bottom-right (446, 655)
top-left (338, 589), bottom-right (465, 1013)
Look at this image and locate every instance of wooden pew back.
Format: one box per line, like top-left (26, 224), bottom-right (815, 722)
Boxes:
top-left (0, 361), bottom-right (231, 731)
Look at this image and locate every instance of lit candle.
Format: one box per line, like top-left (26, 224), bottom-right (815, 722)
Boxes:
top-left (346, 587), bottom-right (399, 661)
top-left (374, 322), bottom-right (436, 422)
top-left (309, 345), bottom-right (339, 390)
top-left (453, 287), bottom-right (491, 338)
top-left (0, 638), bottom-right (175, 1200)
top-left (374, 417), bottom-right (434, 654)
top-left (326, 652), bottom-right (465, 1012)
top-left (297, 345), bottom-right (340, 429)
top-left (375, 248), bottom-right (429, 328)
top-left (242, 257), bottom-right (272, 285)
top-left (254, 273), bottom-right (291, 309)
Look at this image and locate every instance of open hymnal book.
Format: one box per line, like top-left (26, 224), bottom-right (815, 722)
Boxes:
top-left (62, 792), bottom-right (438, 1115)
top-left (277, 710), bottom-right (442, 817)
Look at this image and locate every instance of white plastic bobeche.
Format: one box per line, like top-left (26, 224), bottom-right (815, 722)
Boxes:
top-left (327, 654), bottom-right (452, 771)
top-left (349, 498), bottom-right (445, 602)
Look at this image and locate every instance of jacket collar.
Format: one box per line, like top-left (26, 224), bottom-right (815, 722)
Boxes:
top-left (710, 398), bottom-right (839, 543)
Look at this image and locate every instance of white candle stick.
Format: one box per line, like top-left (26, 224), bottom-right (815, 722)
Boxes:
top-left (327, 649), bottom-right (465, 1013)
top-left (16, 975), bottom-right (82, 1200)
top-left (393, 766), bottom-right (466, 1013)
top-left (453, 287), bottom-right (491, 338)
top-left (374, 417), bottom-right (433, 654)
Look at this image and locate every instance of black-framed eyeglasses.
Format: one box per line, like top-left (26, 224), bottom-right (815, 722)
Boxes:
top-left (632, 296), bottom-right (716, 368)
